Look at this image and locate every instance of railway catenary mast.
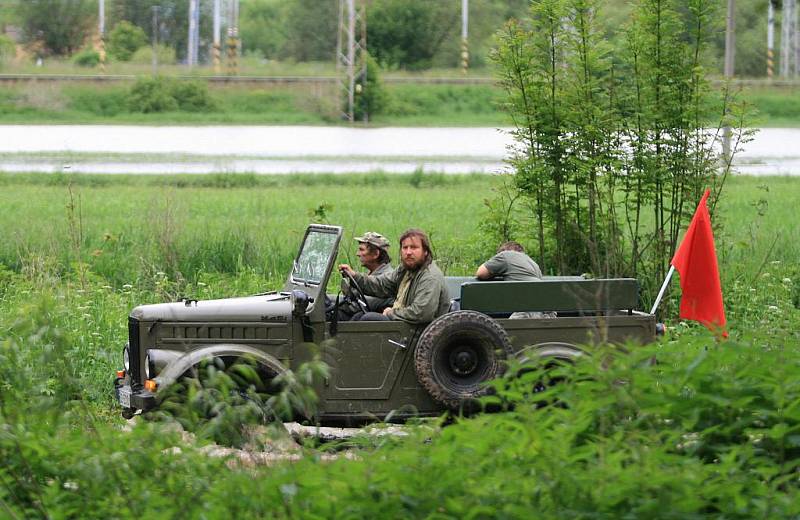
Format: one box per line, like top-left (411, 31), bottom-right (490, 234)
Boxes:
top-left (337, 0), bottom-right (367, 122)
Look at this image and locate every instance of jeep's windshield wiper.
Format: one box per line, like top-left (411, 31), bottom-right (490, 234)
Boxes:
top-left (291, 260), bottom-right (311, 287)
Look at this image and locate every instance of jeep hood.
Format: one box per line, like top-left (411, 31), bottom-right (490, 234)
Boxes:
top-left (130, 292), bottom-right (292, 322)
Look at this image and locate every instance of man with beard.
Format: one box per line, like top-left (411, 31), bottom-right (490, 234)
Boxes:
top-left (338, 231), bottom-right (394, 321)
top-left (338, 228), bottom-right (449, 325)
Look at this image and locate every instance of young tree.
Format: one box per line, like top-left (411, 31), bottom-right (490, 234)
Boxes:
top-left (18, 0), bottom-right (95, 56)
top-left (240, 0), bottom-right (289, 59)
top-left (368, 0), bottom-right (458, 70)
top-left (107, 21), bottom-right (148, 61)
top-left (491, 0), bottom-right (749, 301)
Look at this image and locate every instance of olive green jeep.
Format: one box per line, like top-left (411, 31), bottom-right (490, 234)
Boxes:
top-left (115, 224), bottom-right (659, 423)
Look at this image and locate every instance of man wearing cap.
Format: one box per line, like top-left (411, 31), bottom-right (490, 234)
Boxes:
top-left (339, 228), bottom-right (449, 325)
top-left (338, 232), bottom-right (394, 321)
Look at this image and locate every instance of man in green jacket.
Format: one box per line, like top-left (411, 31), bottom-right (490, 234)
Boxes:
top-left (338, 228), bottom-right (449, 325)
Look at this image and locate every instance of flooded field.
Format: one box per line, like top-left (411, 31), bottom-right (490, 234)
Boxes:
top-left (0, 125), bottom-right (796, 175)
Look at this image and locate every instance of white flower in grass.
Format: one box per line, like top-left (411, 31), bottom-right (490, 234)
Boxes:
top-left (768, 305), bottom-right (780, 312)
top-left (783, 278), bottom-right (792, 284)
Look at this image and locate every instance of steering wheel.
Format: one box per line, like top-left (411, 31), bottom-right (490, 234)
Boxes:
top-left (340, 268), bottom-right (371, 315)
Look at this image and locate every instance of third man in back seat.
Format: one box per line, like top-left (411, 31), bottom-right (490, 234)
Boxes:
top-left (475, 241), bottom-right (543, 281)
top-left (476, 241), bottom-right (553, 318)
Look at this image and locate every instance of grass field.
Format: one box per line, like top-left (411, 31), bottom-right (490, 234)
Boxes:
top-left (1, 172), bottom-right (799, 516)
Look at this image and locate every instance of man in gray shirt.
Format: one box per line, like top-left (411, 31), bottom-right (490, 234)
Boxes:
top-left (476, 241), bottom-right (552, 318)
top-left (476, 241), bottom-right (543, 281)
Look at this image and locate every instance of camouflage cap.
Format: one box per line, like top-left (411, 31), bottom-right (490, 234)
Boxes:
top-left (354, 231), bottom-right (391, 250)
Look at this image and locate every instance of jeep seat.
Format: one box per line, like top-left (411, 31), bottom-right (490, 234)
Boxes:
top-left (459, 278), bottom-right (641, 315)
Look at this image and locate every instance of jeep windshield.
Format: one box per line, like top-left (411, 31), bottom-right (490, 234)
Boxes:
top-left (291, 228), bottom-right (339, 286)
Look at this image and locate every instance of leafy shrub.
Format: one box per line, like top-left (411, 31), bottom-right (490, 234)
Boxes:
top-left (107, 21), bottom-right (148, 61)
top-left (128, 76), bottom-right (178, 113)
top-left (72, 48), bottom-right (101, 68)
top-left (172, 80), bottom-right (217, 112)
top-left (130, 44), bottom-right (177, 65)
top-left (128, 76), bottom-right (216, 113)
top-left (352, 53), bottom-right (388, 121)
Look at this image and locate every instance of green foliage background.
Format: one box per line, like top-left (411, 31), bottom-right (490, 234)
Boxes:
top-left (0, 0), bottom-right (783, 76)
top-left (0, 172), bottom-right (798, 516)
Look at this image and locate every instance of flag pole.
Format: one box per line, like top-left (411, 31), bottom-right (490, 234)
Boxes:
top-left (649, 265), bottom-right (675, 315)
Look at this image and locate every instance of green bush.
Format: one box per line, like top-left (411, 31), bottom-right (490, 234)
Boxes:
top-left (72, 48), bottom-right (101, 68)
top-left (352, 53), bottom-right (388, 121)
top-left (172, 80), bottom-right (217, 112)
top-left (128, 76), bottom-right (178, 113)
top-left (107, 21), bottom-right (148, 61)
top-left (127, 77), bottom-right (216, 113)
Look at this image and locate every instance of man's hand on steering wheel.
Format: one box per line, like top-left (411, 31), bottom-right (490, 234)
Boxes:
top-left (338, 265), bottom-right (371, 315)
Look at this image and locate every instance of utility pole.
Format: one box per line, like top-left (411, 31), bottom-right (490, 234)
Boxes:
top-left (781, 0), bottom-right (796, 77)
top-left (337, 0), bottom-right (367, 122)
top-left (767, 0), bottom-right (774, 79)
top-left (227, 0), bottom-right (240, 75)
top-left (723, 0), bottom-right (735, 161)
top-left (461, 0), bottom-right (469, 73)
top-left (213, 0), bottom-right (222, 73)
top-left (152, 6), bottom-right (160, 76)
top-left (187, 0), bottom-right (200, 67)
top-left (97, 0), bottom-right (106, 71)
top-left (795, 0), bottom-right (800, 77)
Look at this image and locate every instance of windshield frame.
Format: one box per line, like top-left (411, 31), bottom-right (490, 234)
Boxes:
top-left (285, 225), bottom-right (342, 297)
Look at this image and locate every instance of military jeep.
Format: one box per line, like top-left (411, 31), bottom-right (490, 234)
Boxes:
top-left (115, 224), bottom-right (658, 423)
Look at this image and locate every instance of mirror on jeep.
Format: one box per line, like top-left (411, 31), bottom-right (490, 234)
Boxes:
top-left (292, 229), bottom-right (339, 286)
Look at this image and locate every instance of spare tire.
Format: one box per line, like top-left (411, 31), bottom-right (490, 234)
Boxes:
top-left (415, 310), bottom-right (513, 409)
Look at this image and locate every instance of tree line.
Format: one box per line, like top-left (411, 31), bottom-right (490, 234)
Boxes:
top-left (0, 0), bottom-right (786, 76)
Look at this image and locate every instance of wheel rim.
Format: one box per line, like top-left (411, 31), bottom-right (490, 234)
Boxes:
top-left (434, 331), bottom-right (493, 390)
top-left (449, 346), bottom-right (479, 376)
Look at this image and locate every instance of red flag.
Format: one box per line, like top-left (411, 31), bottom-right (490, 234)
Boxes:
top-left (671, 189), bottom-right (727, 335)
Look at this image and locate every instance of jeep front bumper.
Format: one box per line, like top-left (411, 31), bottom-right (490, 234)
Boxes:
top-left (114, 376), bottom-right (157, 415)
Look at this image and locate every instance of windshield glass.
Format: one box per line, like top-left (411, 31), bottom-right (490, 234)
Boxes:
top-left (292, 230), bottom-right (338, 285)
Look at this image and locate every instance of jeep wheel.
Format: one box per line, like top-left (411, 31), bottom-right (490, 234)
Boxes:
top-left (513, 343), bottom-right (583, 405)
top-left (415, 311), bottom-right (513, 410)
top-left (154, 357), bottom-right (284, 446)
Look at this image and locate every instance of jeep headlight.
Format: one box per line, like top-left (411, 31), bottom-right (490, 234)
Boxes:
top-left (123, 345), bottom-right (130, 372)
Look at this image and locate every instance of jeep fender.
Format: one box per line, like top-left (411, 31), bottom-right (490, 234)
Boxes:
top-left (153, 344), bottom-right (287, 389)
top-left (515, 342), bottom-right (585, 365)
